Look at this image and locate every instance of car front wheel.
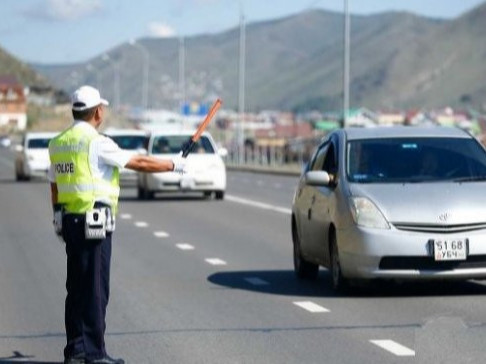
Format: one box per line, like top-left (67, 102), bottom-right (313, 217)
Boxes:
top-left (330, 232), bottom-right (348, 292)
top-left (292, 223), bottom-right (318, 280)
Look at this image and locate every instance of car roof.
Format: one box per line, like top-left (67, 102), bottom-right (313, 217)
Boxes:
top-left (25, 132), bottom-right (59, 139)
top-left (343, 126), bottom-right (471, 141)
top-left (149, 131), bottom-right (211, 138)
top-left (103, 128), bottom-right (148, 136)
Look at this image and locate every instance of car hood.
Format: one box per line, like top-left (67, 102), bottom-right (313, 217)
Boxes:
top-left (26, 149), bottom-right (50, 162)
top-left (348, 182), bottom-right (486, 225)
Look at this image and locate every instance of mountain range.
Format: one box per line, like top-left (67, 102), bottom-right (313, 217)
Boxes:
top-left (4, 2), bottom-right (486, 112)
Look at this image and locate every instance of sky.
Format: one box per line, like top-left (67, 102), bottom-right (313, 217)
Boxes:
top-left (0, 0), bottom-right (484, 64)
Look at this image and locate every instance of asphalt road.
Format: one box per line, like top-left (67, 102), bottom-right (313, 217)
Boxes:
top-left (1, 148), bottom-right (486, 363)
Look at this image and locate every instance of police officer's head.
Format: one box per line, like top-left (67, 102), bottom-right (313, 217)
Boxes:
top-left (71, 86), bottom-right (109, 127)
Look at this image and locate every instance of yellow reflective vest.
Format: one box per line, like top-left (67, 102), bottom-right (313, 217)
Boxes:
top-left (49, 124), bottom-right (120, 214)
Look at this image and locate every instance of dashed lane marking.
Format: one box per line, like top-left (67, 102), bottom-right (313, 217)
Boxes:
top-left (205, 258), bottom-right (227, 266)
top-left (244, 277), bottom-right (269, 286)
top-left (226, 195), bottom-right (291, 215)
top-left (370, 340), bottom-right (415, 357)
top-left (154, 231), bottom-right (170, 238)
top-left (134, 221), bottom-right (148, 228)
top-left (293, 301), bottom-right (330, 313)
top-left (120, 214), bottom-right (132, 220)
top-left (176, 243), bottom-right (195, 250)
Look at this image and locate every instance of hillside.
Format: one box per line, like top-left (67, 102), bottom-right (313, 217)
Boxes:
top-left (0, 46), bottom-right (49, 87)
top-left (32, 3), bottom-right (485, 112)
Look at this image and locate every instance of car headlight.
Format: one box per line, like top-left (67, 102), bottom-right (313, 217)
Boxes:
top-left (350, 197), bottom-right (390, 229)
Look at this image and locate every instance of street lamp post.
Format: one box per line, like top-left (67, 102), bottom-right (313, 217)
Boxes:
top-left (86, 63), bottom-right (101, 90)
top-left (129, 40), bottom-right (150, 109)
top-left (179, 36), bottom-right (186, 115)
top-left (237, 1), bottom-right (246, 165)
top-left (102, 54), bottom-right (120, 110)
top-left (343, 0), bottom-right (350, 128)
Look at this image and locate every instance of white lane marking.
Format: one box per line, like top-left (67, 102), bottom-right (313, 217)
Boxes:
top-left (120, 214), bottom-right (132, 220)
top-left (370, 340), bottom-right (415, 357)
top-left (205, 258), bottom-right (227, 266)
top-left (244, 277), bottom-right (269, 286)
top-left (293, 301), bottom-right (330, 313)
top-left (226, 194), bottom-right (291, 215)
top-left (135, 221), bottom-right (148, 228)
top-left (154, 231), bottom-right (170, 238)
top-left (176, 243), bottom-right (195, 250)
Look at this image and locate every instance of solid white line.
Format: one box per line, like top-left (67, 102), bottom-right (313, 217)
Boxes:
top-left (244, 277), bottom-right (269, 286)
top-left (205, 258), bottom-right (227, 266)
top-left (176, 243), bottom-right (195, 250)
top-left (120, 214), bottom-right (132, 220)
top-left (226, 194), bottom-right (291, 215)
top-left (293, 301), bottom-right (330, 313)
top-left (370, 340), bottom-right (415, 357)
top-left (135, 221), bottom-right (148, 228)
top-left (154, 231), bottom-right (170, 238)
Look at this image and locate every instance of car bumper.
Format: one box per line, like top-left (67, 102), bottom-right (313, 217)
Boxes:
top-left (337, 225), bottom-right (486, 280)
top-left (119, 169), bottom-right (138, 187)
top-left (146, 171), bottom-right (226, 192)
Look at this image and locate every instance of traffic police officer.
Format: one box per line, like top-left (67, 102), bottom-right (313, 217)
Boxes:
top-left (48, 85), bottom-right (186, 364)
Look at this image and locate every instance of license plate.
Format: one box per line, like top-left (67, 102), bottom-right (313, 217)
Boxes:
top-left (180, 177), bottom-right (195, 190)
top-left (433, 239), bottom-right (467, 261)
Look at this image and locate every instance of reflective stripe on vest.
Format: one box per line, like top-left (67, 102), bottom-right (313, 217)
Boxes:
top-left (49, 125), bottom-right (120, 214)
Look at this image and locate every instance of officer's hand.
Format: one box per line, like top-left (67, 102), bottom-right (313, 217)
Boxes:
top-left (172, 152), bottom-right (187, 175)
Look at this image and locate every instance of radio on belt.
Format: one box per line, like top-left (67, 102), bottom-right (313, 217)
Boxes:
top-left (85, 208), bottom-right (107, 239)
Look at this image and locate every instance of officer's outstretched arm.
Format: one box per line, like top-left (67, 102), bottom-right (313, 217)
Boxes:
top-left (125, 155), bottom-right (174, 173)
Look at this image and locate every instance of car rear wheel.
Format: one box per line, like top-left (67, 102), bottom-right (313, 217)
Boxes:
top-left (215, 191), bottom-right (225, 200)
top-left (292, 223), bottom-right (319, 280)
top-left (330, 233), bottom-right (348, 292)
top-left (138, 184), bottom-right (154, 200)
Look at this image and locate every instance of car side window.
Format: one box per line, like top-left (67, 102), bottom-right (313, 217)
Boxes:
top-left (310, 144), bottom-right (329, 171)
top-left (322, 142), bottom-right (338, 175)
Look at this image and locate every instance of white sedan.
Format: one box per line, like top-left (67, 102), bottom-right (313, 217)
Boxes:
top-left (137, 131), bottom-right (227, 200)
top-left (15, 132), bottom-right (58, 181)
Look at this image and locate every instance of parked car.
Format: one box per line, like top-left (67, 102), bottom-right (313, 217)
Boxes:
top-left (137, 131), bottom-right (227, 199)
top-left (292, 126), bottom-right (486, 291)
top-left (104, 128), bottom-right (149, 186)
top-left (15, 132), bottom-right (57, 181)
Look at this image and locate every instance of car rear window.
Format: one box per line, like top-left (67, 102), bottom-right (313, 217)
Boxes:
top-left (151, 135), bottom-right (214, 154)
top-left (347, 137), bottom-right (486, 183)
top-left (109, 135), bottom-right (148, 150)
top-left (27, 138), bottom-right (51, 149)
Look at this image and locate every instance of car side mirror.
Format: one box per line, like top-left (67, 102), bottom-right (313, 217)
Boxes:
top-left (217, 147), bottom-right (228, 158)
top-left (305, 171), bottom-right (331, 186)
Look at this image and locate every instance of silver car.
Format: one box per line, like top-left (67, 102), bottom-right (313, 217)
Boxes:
top-left (292, 126), bottom-right (486, 291)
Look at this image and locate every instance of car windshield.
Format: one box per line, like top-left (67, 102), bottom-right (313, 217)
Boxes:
top-left (27, 138), bottom-right (51, 149)
top-left (151, 135), bottom-right (214, 154)
top-left (109, 135), bottom-right (147, 150)
top-left (347, 137), bottom-right (486, 183)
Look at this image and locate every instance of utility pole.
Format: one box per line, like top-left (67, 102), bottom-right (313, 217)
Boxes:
top-left (343, 0), bottom-right (350, 128)
top-left (237, 1), bottom-right (246, 164)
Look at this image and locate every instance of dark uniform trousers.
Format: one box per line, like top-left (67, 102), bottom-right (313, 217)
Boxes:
top-left (62, 213), bottom-right (112, 361)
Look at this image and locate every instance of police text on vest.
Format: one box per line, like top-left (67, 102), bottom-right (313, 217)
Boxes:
top-left (55, 162), bottom-right (75, 174)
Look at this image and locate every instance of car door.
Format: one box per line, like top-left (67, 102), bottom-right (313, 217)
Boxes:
top-left (295, 142), bottom-right (329, 259)
top-left (307, 136), bottom-right (339, 265)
